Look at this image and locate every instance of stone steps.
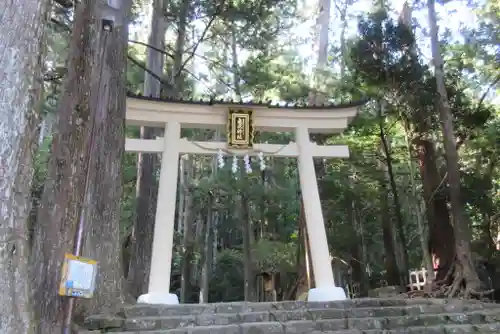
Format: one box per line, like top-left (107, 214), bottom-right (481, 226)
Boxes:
top-left (120, 299), bottom-right (481, 317)
top-left (88, 324), bottom-right (500, 334)
top-left (83, 298), bottom-right (500, 333)
top-left (87, 313), bottom-right (500, 333)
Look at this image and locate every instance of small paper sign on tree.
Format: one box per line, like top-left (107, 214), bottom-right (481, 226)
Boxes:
top-left (58, 253), bottom-right (98, 299)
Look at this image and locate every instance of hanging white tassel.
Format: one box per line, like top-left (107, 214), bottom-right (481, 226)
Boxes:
top-left (258, 152), bottom-right (266, 171)
top-left (217, 149), bottom-right (225, 168)
top-left (231, 155), bottom-right (238, 174)
top-left (243, 154), bottom-right (252, 174)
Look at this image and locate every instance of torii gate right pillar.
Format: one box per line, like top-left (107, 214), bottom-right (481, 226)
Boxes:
top-left (295, 126), bottom-right (347, 301)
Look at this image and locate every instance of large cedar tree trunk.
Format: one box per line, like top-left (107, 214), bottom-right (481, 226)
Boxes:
top-left (76, 2), bottom-right (131, 318)
top-left (171, 0), bottom-right (190, 94)
top-left (398, 1), bottom-right (440, 281)
top-left (32, 1), bottom-right (128, 331)
top-left (32, 2), bottom-right (99, 332)
top-left (427, 0), bottom-right (482, 292)
top-left (0, 0), bottom-right (48, 332)
top-left (416, 138), bottom-right (455, 280)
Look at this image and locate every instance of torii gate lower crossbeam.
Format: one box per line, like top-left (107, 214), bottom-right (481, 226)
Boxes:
top-left (132, 125), bottom-right (347, 305)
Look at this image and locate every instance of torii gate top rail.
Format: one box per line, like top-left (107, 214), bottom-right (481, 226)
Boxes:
top-left (126, 94), bottom-right (366, 133)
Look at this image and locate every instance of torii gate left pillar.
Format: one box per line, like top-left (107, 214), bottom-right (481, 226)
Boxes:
top-left (137, 121), bottom-right (181, 305)
top-left (126, 95), bottom-right (364, 305)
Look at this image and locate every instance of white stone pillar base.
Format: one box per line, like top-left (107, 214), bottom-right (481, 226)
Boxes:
top-left (307, 287), bottom-right (347, 302)
top-left (137, 292), bottom-right (179, 305)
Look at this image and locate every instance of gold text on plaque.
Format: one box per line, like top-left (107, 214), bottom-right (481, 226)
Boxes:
top-left (235, 117), bottom-right (245, 140)
top-left (227, 109), bottom-right (254, 148)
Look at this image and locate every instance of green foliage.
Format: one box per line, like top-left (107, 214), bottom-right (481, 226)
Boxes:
top-left (239, 50), bottom-right (310, 101)
top-left (209, 249), bottom-right (245, 302)
top-left (252, 239), bottom-right (297, 273)
top-left (349, 9), bottom-right (496, 139)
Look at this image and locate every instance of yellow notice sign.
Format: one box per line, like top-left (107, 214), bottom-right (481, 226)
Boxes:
top-left (58, 253), bottom-right (98, 299)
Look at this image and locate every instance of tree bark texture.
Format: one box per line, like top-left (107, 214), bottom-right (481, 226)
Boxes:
top-left (76, 0), bottom-right (131, 318)
top-left (31, 0), bottom-right (129, 331)
top-left (377, 172), bottom-right (400, 286)
top-left (402, 120), bottom-right (434, 279)
top-left (239, 162), bottom-right (255, 302)
top-left (31, 1), bottom-right (99, 332)
top-left (378, 105), bottom-right (409, 284)
top-left (416, 138), bottom-right (455, 280)
top-left (377, 123), bottom-right (400, 287)
top-left (171, 0), bottom-right (190, 95)
top-left (295, 197), bottom-right (314, 298)
top-left (427, 0), bottom-right (482, 290)
top-left (0, 0), bottom-right (48, 332)
top-left (200, 195), bottom-right (214, 303)
top-left (180, 158), bottom-right (194, 303)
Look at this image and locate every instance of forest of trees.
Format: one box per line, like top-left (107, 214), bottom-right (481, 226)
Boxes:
top-left (0, 0), bottom-right (498, 333)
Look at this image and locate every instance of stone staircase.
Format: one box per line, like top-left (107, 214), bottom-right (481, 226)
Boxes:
top-left (83, 298), bottom-right (500, 333)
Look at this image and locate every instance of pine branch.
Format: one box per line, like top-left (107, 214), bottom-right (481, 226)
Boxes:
top-left (173, 14), bottom-right (218, 79)
top-left (127, 54), bottom-right (172, 89)
top-left (456, 73), bottom-right (500, 150)
top-left (128, 40), bottom-right (175, 59)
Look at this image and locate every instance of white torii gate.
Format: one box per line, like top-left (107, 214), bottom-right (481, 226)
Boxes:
top-left (125, 95), bottom-right (365, 305)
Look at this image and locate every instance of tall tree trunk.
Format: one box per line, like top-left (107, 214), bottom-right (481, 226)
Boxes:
top-left (77, 2), bottom-right (131, 318)
top-left (402, 120), bottom-right (434, 279)
top-left (377, 156), bottom-right (400, 287)
top-left (334, 0), bottom-right (353, 84)
top-left (238, 161), bottom-right (255, 301)
top-left (427, 0), bottom-right (482, 292)
top-left (476, 159), bottom-right (497, 258)
top-left (295, 197), bottom-right (314, 299)
top-left (180, 157), bottom-right (194, 303)
top-left (129, 0), bottom-right (166, 298)
top-left (177, 157), bottom-right (186, 236)
top-left (210, 131), bottom-right (221, 286)
top-left (398, 1), bottom-right (445, 281)
top-left (31, 1), bottom-right (104, 332)
top-left (416, 137), bottom-right (455, 280)
top-left (175, 0), bottom-right (192, 303)
top-left (200, 195), bottom-right (214, 303)
top-left (230, 27), bottom-right (241, 97)
top-left (0, 0), bottom-right (47, 332)
top-left (378, 102), bottom-right (409, 285)
top-left (346, 191), bottom-right (365, 294)
top-left (352, 198), bottom-right (369, 292)
top-left (171, 0), bottom-right (190, 95)
top-left (230, 29), bottom-right (254, 301)
top-left (241, 187), bottom-right (254, 301)
top-left (309, 0), bottom-right (331, 105)
top-left (200, 130), bottom-right (221, 303)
